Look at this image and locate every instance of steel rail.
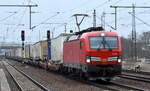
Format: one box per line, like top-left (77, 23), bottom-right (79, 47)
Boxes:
top-left (80, 80), bottom-right (118, 91)
top-left (6, 61), bottom-right (49, 91)
top-left (123, 70), bottom-right (150, 75)
top-left (110, 82), bottom-right (146, 91)
top-left (120, 74), bottom-right (150, 83)
top-left (80, 79), bottom-right (146, 91)
top-left (2, 61), bottom-right (23, 91)
top-left (66, 75), bottom-right (144, 91)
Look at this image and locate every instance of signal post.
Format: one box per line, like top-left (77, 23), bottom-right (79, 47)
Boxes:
top-left (21, 30), bottom-right (25, 58)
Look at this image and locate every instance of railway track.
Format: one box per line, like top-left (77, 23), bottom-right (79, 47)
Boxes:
top-left (98, 81), bottom-right (145, 91)
top-left (120, 73), bottom-right (150, 83)
top-left (5, 59), bottom-right (147, 91)
top-left (87, 81), bottom-right (145, 91)
top-left (77, 79), bottom-right (119, 91)
top-left (68, 75), bottom-right (145, 91)
top-left (123, 70), bottom-right (150, 76)
top-left (3, 61), bottom-right (49, 91)
top-left (3, 63), bottom-right (22, 91)
top-left (0, 60), bottom-right (20, 91)
top-left (110, 81), bottom-right (145, 91)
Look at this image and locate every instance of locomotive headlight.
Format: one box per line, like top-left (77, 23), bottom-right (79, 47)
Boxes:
top-left (117, 56), bottom-right (122, 62)
top-left (118, 59), bottom-right (121, 62)
top-left (86, 56), bottom-right (91, 63)
top-left (100, 33), bottom-right (106, 36)
top-left (86, 59), bottom-right (91, 63)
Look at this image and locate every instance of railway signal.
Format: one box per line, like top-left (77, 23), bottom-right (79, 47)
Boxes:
top-left (47, 30), bottom-right (51, 60)
top-left (21, 30), bottom-right (25, 41)
top-left (21, 30), bottom-right (25, 58)
top-left (47, 30), bottom-right (50, 40)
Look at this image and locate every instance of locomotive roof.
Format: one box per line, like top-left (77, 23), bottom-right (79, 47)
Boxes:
top-left (75, 27), bottom-right (104, 35)
top-left (73, 27), bottom-right (118, 38)
top-left (80, 31), bottom-right (119, 38)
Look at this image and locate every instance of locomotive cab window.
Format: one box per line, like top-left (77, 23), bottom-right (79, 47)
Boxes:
top-left (89, 36), bottom-right (118, 49)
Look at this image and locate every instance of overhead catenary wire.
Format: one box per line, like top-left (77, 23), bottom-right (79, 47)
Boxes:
top-left (85, 0), bottom-right (111, 13)
top-left (0, 12), bottom-right (17, 22)
top-left (66, 0), bottom-right (93, 13)
top-left (27, 0), bottom-right (32, 4)
top-left (58, 0), bottom-right (150, 34)
top-left (50, 18), bottom-right (75, 35)
top-left (95, 0), bottom-right (111, 9)
top-left (0, 3), bottom-right (28, 42)
top-left (120, 23), bottom-right (145, 27)
top-left (129, 12), bottom-right (150, 28)
top-left (44, 0), bottom-right (93, 19)
top-left (31, 12), bottom-right (60, 29)
top-left (96, 10), bottom-right (126, 26)
top-left (23, 0), bottom-right (36, 5)
top-left (96, 15), bottom-right (116, 30)
top-left (22, 0), bottom-right (27, 4)
top-left (9, 8), bottom-right (27, 43)
top-left (3, 0), bottom-right (150, 43)
top-left (59, 1), bottom-right (114, 32)
top-left (12, 8), bottom-right (28, 32)
top-left (36, 0), bottom-right (116, 32)
top-left (141, 0), bottom-right (150, 5)
top-left (55, 0), bottom-right (112, 18)
top-left (112, 0), bottom-right (124, 5)
top-left (137, 9), bottom-right (150, 14)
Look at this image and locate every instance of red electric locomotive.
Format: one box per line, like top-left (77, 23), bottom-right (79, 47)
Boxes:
top-left (63, 27), bottom-right (122, 81)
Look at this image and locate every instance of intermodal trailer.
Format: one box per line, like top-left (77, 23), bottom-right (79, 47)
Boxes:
top-left (31, 40), bottom-right (48, 60)
top-left (51, 33), bottom-right (71, 64)
top-left (25, 45), bottom-right (31, 59)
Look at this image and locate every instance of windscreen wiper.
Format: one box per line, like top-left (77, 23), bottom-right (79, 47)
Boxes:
top-left (103, 39), bottom-right (112, 51)
top-left (97, 40), bottom-right (103, 49)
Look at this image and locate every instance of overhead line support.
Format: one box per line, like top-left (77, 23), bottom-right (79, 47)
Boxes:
top-left (110, 5), bottom-right (150, 8)
top-left (0, 5), bottom-right (38, 7)
top-left (110, 4), bottom-right (150, 61)
top-left (0, 4), bottom-right (38, 30)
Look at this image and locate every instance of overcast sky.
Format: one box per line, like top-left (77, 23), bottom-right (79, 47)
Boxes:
top-left (0, 0), bottom-right (150, 44)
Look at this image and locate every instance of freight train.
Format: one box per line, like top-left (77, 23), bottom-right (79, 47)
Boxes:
top-left (6, 27), bottom-right (122, 81)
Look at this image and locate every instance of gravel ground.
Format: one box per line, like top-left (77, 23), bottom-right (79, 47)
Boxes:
top-left (122, 61), bottom-right (150, 72)
top-left (7, 60), bottom-right (104, 91)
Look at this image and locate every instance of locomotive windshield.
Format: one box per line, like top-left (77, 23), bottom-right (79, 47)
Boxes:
top-left (90, 36), bottom-right (118, 49)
